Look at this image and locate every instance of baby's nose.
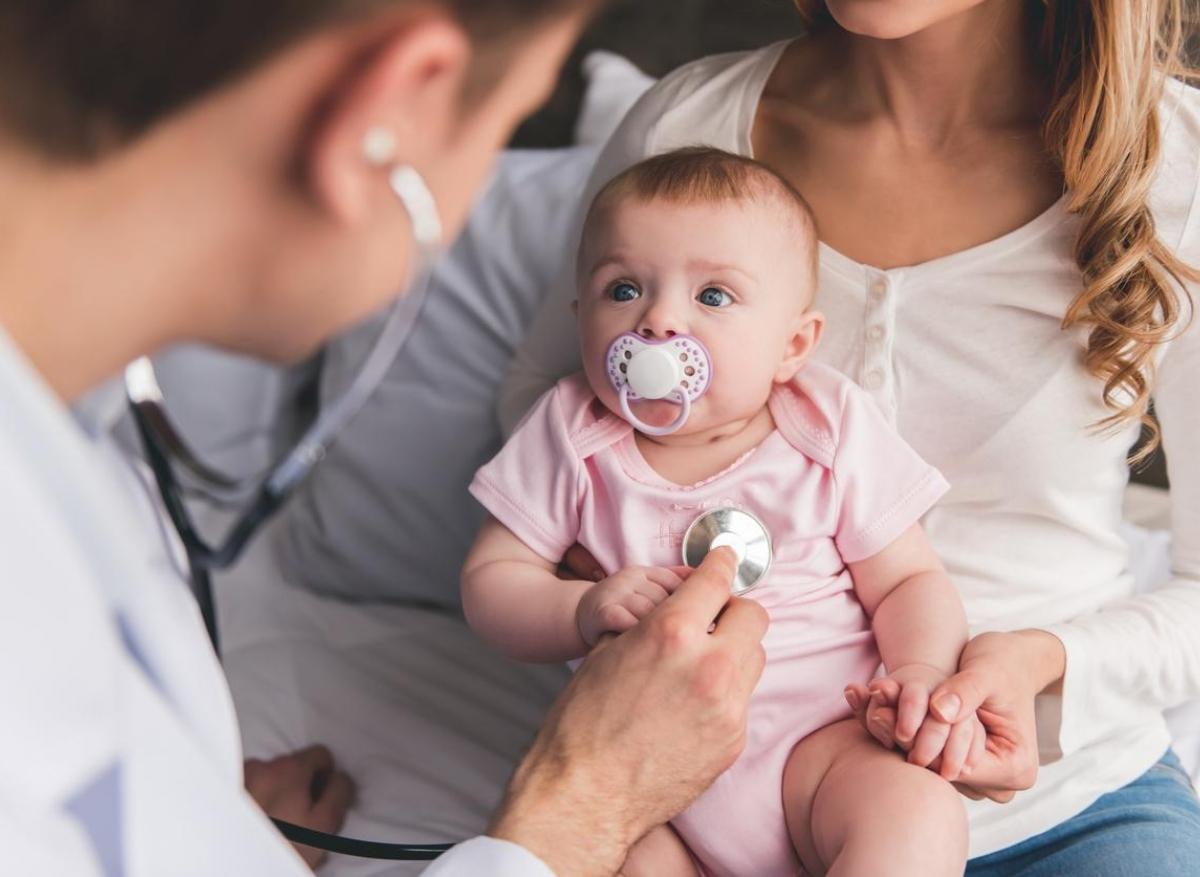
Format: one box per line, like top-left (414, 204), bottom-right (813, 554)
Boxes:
top-left (639, 326), bottom-right (677, 340)
top-left (637, 303), bottom-right (683, 340)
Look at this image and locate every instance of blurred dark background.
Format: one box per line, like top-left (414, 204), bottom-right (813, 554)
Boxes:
top-left (512, 0), bottom-right (1172, 487)
top-left (512, 0), bottom-right (802, 147)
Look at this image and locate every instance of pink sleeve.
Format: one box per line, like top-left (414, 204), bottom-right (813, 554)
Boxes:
top-left (832, 385), bottom-right (949, 563)
top-left (469, 383), bottom-right (584, 564)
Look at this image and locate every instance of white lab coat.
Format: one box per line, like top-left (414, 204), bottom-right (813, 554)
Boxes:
top-left (0, 328), bottom-right (552, 876)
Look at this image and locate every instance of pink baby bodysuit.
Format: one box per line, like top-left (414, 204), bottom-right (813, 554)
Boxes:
top-left (470, 361), bottom-right (949, 877)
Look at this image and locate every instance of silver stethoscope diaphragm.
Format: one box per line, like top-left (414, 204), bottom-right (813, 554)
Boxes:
top-left (682, 507), bottom-right (773, 595)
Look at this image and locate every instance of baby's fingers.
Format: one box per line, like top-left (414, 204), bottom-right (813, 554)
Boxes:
top-left (620, 592), bottom-right (658, 619)
top-left (867, 676), bottom-right (901, 706)
top-left (644, 566), bottom-right (686, 593)
top-left (844, 682), bottom-right (872, 718)
top-left (894, 683), bottom-right (930, 747)
top-left (593, 604), bottom-right (639, 640)
top-left (866, 697), bottom-right (898, 750)
top-left (907, 717), bottom-right (951, 768)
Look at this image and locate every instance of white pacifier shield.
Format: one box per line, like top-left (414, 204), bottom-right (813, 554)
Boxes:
top-left (626, 347), bottom-right (682, 400)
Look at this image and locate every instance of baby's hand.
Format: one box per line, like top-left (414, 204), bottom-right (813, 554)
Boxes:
top-left (576, 566), bottom-right (686, 647)
top-left (854, 664), bottom-right (987, 782)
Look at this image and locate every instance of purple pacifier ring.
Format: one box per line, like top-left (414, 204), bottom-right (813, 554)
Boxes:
top-left (618, 385), bottom-right (692, 436)
top-left (605, 332), bottom-right (712, 436)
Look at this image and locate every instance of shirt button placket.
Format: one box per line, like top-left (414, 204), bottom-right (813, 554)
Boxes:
top-left (863, 274), bottom-right (897, 415)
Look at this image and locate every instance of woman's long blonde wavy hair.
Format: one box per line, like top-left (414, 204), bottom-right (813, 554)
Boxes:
top-left (794, 0), bottom-right (1199, 463)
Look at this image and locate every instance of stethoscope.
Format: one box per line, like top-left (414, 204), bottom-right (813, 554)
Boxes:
top-left (127, 162), bottom-right (455, 861)
top-left (126, 161), bottom-right (776, 862)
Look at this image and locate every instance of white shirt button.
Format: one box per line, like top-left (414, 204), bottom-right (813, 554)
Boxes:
top-left (870, 279), bottom-right (888, 299)
top-left (867, 325), bottom-right (885, 342)
top-left (864, 370), bottom-right (884, 390)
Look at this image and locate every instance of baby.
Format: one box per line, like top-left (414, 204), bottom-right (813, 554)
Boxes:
top-left (462, 147), bottom-right (972, 877)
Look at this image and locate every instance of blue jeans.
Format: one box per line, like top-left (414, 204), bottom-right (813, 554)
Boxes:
top-left (966, 749), bottom-right (1200, 876)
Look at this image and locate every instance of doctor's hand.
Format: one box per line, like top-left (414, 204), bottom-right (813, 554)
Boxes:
top-left (576, 565), bottom-right (686, 646)
top-left (244, 744), bottom-right (356, 870)
top-left (490, 547), bottom-right (768, 877)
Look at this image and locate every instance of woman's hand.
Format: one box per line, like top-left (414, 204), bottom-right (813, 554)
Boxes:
top-left (559, 542), bottom-right (605, 582)
top-left (244, 744), bottom-right (356, 870)
top-left (489, 547), bottom-right (768, 877)
top-left (856, 662), bottom-right (986, 782)
top-left (847, 630), bottom-right (1064, 802)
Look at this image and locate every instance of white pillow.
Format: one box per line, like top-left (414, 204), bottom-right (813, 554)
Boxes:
top-left (573, 51), bottom-right (657, 146)
top-left (277, 147), bottom-right (599, 607)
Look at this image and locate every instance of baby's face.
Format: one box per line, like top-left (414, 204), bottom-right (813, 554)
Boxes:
top-left (577, 195), bottom-right (821, 436)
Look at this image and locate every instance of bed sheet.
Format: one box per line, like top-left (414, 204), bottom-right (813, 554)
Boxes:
top-left (215, 519), bottom-right (568, 876)
top-left (217, 486), bottom-right (1197, 876)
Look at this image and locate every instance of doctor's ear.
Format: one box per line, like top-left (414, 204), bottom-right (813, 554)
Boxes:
top-left (307, 13), bottom-right (470, 223)
top-left (774, 310), bottom-right (824, 384)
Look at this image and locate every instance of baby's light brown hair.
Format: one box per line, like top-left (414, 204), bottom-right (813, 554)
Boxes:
top-left (580, 146), bottom-right (820, 289)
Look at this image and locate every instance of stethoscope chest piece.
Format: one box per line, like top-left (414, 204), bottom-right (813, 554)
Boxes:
top-left (682, 507), bottom-right (772, 595)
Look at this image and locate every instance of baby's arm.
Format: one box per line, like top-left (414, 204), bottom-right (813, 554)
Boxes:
top-left (462, 516), bottom-right (593, 663)
top-left (849, 522), bottom-right (973, 771)
top-left (462, 517), bottom-right (686, 663)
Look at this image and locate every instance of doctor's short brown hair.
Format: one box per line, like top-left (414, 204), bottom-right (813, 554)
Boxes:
top-left (0, 0), bottom-right (593, 161)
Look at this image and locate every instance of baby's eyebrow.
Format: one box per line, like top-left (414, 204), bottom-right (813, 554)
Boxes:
top-left (586, 255), bottom-right (628, 277)
top-left (685, 258), bottom-right (757, 284)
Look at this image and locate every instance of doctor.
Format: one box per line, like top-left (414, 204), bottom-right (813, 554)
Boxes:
top-left (0, 2), bottom-right (768, 875)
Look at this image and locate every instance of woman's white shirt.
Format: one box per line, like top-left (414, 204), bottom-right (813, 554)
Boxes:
top-left (501, 41), bottom-right (1200, 858)
top-left (0, 330), bottom-right (552, 875)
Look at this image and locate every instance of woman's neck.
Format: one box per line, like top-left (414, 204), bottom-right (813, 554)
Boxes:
top-left (813, 0), bottom-right (1047, 144)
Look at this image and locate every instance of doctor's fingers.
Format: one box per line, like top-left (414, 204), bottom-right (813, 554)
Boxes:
top-left (661, 546), bottom-right (740, 624)
top-left (708, 597), bottom-right (768, 693)
top-left (293, 743), bottom-right (336, 776)
top-left (310, 768), bottom-right (356, 830)
top-left (244, 745), bottom-right (333, 798)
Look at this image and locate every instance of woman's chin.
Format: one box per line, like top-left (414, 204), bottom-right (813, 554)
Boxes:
top-left (825, 0), bottom-right (965, 41)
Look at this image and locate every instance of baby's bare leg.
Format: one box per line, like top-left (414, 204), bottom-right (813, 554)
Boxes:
top-left (619, 823), bottom-right (698, 877)
top-left (783, 719), bottom-right (967, 877)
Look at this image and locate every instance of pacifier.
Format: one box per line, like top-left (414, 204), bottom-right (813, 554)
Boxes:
top-left (604, 332), bottom-right (714, 436)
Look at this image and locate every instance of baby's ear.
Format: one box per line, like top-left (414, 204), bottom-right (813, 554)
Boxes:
top-left (774, 310), bottom-right (824, 383)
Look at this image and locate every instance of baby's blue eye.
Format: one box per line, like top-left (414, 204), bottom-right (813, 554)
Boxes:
top-left (609, 282), bottom-right (640, 302)
top-left (698, 287), bottom-right (733, 307)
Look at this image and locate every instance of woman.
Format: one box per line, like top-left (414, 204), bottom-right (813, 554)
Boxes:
top-left (503, 0), bottom-right (1200, 872)
top-left (0, 2), bottom-right (771, 875)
